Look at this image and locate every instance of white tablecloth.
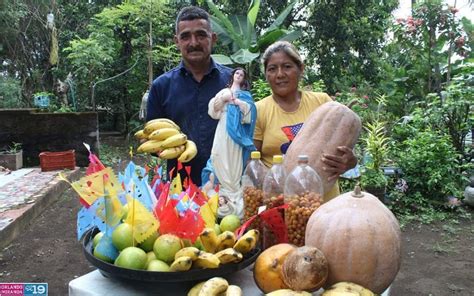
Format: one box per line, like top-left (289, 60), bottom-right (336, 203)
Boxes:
top-left (69, 268), bottom-right (390, 296)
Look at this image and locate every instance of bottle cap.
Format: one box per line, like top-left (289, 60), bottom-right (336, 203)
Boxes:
top-left (251, 151), bottom-right (261, 159)
top-left (273, 155), bottom-right (283, 164)
top-left (298, 155), bottom-right (309, 162)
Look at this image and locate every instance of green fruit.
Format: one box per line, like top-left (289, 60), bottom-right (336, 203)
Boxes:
top-left (93, 247), bottom-right (114, 263)
top-left (93, 232), bottom-right (104, 248)
top-left (153, 234), bottom-right (183, 264)
top-left (214, 224), bottom-right (222, 236)
top-left (147, 259), bottom-right (170, 272)
top-left (112, 223), bottom-right (135, 251)
top-left (114, 247), bottom-right (147, 270)
top-left (139, 232), bottom-right (159, 252)
top-left (193, 237), bottom-right (204, 250)
top-left (145, 251), bottom-right (157, 268)
top-left (220, 214), bottom-right (241, 233)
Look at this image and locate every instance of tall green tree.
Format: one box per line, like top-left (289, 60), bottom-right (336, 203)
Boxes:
top-left (303, 1), bottom-right (398, 94)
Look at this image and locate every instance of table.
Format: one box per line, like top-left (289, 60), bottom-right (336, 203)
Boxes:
top-left (69, 268), bottom-right (391, 296)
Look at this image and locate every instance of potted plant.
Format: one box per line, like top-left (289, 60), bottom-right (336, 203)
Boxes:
top-left (0, 142), bottom-right (23, 170)
top-left (360, 120), bottom-right (389, 202)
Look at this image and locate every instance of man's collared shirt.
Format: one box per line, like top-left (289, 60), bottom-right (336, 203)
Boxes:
top-left (146, 59), bottom-right (232, 185)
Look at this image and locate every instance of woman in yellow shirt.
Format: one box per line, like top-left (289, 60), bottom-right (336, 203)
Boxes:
top-left (254, 41), bottom-right (357, 201)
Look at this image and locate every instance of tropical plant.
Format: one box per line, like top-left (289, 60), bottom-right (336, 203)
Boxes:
top-left (206, 0), bottom-right (301, 75)
top-left (360, 119), bottom-right (389, 190)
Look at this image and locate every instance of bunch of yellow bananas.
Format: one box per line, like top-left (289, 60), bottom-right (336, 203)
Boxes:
top-left (169, 228), bottom-right (258, 271)
top-left (135, 118), bottom-right (197, 162)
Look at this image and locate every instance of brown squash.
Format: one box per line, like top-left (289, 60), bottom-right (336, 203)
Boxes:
top-left (304, 186), bottom-right (401, 294)
top-left (284, 101), bottom-right (362, 195)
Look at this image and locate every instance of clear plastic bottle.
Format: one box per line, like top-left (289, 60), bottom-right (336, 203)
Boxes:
top-left (242, 151), bottom-right (267, 224)
top-left (262, 155), bottom-right (287, 249)
top-left (284, 155), bottom-right (324, 246)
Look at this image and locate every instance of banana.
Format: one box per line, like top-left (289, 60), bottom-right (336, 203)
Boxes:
top-left (197, 277), bottom-right (228, 296)
top-left (175, 247), bottom-right (201, 261)
top-left (159, 145), bottom-right (186, 159)
top-left (266, 289), bottom-right (312, 296)
top-left (216, 231), bottom-right (237, 252)
top-left (187, 281), bottom-right (205, 296)
top-left (225, 285), bottom-right (242, 296)
top-left (148, 127), bottom-right (180, 141)
top-left (193, 252), bottom-right (220, 269)
top-left (137, 140), bottom-right (164, 153)
top-left (322, 282), bottom-right (375, 296)
top-left (215, 248), bottom-right (243, 264)
top-left (134, 129), bottom-right (148, 140)
top-left (161, 133), bottom-right (188, 149)
top-left (177, 140), bottom-right (198, 163)
top-left (199, 228), bottom-right (219, 253)
top-left (169, 256), bottom-right (193, 272)
top-left (233, 229), bottom-right (259, 255)
top-left (145, 118), bottom-right (180, 130)
top-left (144, 121), bottom-right (178, 135)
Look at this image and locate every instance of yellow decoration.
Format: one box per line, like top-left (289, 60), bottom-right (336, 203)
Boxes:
top-left (124, 194), bottom-right (160, 244)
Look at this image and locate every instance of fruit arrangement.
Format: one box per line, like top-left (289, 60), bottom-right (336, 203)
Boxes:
top-left (253, 243), bottom-right (375, 295)
top-left (135, 118), bottom-right (197, 162)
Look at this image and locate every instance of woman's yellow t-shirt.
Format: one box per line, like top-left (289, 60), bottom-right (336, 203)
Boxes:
top-left (254, 91), bottom-right (339, 201)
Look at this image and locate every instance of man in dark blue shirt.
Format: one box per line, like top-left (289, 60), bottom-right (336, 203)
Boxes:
top-left (146, 6), bottom-right (232, 185)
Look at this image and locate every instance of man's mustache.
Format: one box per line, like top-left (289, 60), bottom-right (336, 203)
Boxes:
top-left (187, 46), bottom-right (204, 53)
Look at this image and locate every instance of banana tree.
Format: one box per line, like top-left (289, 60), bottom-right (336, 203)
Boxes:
top-left (207, 0), bottom-right (301, 74)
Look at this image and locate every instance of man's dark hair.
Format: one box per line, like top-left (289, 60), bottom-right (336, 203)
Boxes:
top-left (175, 6), bottom-right (211, 33)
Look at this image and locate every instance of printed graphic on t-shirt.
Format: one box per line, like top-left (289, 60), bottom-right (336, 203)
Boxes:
top-left (280, 123), bottom-right (304, 154)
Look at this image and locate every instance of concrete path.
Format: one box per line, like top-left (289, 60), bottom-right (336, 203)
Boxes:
top-left (0, 167), bottom-right (81, 249)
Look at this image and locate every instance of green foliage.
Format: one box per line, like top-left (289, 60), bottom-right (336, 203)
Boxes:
top-left (303, 1), bottom-right (398, 93)
top-left (395, 130), bottom-right (466, 203)
top-left (251, 78), bottom-right (271, 101)
top-left (207, 0), bottom-right (301, 74)
top-left (383, 1), bottom-right (471, 117)
top-left (0, 76), bottom-right (22, 108)
top-left (360, 119), bottom-right (389, 189)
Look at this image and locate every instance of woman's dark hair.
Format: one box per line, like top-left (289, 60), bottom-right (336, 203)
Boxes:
top-left (227, 67), bottom-right (250, 90)
top-left (175, 6), bottom-right (211, 33)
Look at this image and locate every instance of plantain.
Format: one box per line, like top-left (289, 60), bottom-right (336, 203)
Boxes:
top-left (187, 281), bottom-right (206, 296)
top-left (199, 228), bottom-right (219, 253)
top-left (134, 129), bottom-right (148, 140)
top-left (159, 145), bottom-right (186, 159)
top-left (175, 247), bottom-right (201, 261)
top-left (214, 248), bottom-right (243, 264)
top-left (161, 133), bottom-right (188, 149)
top-left (193, 252), bottom-right (220, 269)
top-left (225, 285), bottom-right (243, 296)
top-left (233, 229), bottom-right (259, 255)
top-left (197, 277), bottom-right (228, 296)
top-left (322, 282), bottom-right (375, 296)
top-left (137, 140), bottom-right (164, 153)
top-left (148, 127), bottom-right (180, 141)
top-left (145, 118), bottom-right (180, 130)
top-left (169, 256), bottom-right (193, 272)
top-left (216, 231), bottom-right (237, 252)
top-left (177, 140), bottom-right (198, 163)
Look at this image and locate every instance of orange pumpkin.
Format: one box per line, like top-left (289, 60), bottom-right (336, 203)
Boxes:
top-left (305, 186), bottom-right (401, 294)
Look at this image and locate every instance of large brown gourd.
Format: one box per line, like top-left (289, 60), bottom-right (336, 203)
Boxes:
top-left (305, 186), bottom-right (402, 294)
top-left (284, 101), bottom-right (361, 194)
